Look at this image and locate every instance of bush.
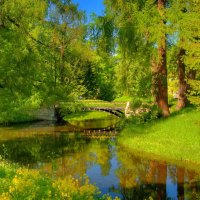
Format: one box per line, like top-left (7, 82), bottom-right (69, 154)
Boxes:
top-left (141, 105), bottom-right (161, 122)
top-left (0, 161), bottom-right (120, 200)
top-left (0, 161), bottom-right (99, 200)
top-left (130, 99), bottom-right (142, 109)
top-left (127, 104), bottom-right (161, 124)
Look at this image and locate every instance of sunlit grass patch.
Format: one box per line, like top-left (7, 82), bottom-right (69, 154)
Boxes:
top-left (113, 96), bottom-right (133, 102)
top-left (119, 108), bottom-right (200, 165)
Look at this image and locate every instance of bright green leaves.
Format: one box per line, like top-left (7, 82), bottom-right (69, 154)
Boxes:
top-left (0, 0), bottom-right (89, 123)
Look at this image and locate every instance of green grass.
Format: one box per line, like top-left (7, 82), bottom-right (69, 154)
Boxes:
top-left (119, 108), bottom-right (200, 166)
top-left (64, 111), bottom-right (112, 122)
top-left (113, 96), bottom-right (133, 102)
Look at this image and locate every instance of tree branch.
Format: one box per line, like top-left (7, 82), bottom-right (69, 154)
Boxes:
top-left (6, 15), bottom-right (49, 47)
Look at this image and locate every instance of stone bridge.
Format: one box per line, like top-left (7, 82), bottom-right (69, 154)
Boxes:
top-left (30, 105), bottom-right (126, 122)
top-left (83, 107), bottom-right (124, 117)
top-left (31, 107), bottom-right (57, 121)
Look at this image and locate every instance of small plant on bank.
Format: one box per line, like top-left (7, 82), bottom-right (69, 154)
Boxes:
top-left (130, 98), bottom-right (142, 109)
top-left (127, 98), bottom-right (161, 123)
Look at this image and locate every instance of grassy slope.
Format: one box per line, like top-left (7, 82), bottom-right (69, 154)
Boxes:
top-left (119, 108), bottom-right (200, 165)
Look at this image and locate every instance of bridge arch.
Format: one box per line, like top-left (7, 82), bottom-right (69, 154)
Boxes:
top-left (83, 107), bottom-right (124, 118)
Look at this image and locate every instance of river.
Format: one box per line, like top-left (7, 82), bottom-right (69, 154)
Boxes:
top-left (0, 118), bottom-right (200, 199)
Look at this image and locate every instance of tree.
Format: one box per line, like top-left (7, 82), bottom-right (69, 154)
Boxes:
top-left (87, 14), bottom-right (117, 101)
top-left (152, 0), bottom-right (170, 117)
top-left (0, 0), bottom-right (49, 122)
top-left (101, 0), bottom-right (152, 99)
top-left (103, 0), bottom-right (170, 116)
top-left (168, 0), bottom-right (200, 108)
top-left (0, 0), bottom-right (89, 123)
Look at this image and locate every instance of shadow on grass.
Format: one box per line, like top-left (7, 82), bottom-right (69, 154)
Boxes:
top-left (170, 105), bottom-right (197, 117)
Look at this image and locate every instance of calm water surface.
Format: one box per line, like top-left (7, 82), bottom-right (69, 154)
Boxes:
top-left (0, 119), bottom-right (200, 200)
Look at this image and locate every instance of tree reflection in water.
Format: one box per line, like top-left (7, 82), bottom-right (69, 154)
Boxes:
top-left (115, 146), bottom-right (200, 199)
top-left (0, 128), bottom-right (200, 199)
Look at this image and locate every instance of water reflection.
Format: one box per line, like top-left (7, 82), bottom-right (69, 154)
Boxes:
top-left (0, 123), bottom-right (200, 199)
top-left (115, 147), bottom-right (200, 199)
top-left (68, 116), bottom-right (120, 130)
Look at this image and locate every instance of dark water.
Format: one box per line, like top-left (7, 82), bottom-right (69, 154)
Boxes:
top-left (0, 120), bottom-right (200, 200)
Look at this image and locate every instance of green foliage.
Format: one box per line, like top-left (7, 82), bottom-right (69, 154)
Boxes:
top-left (59, 101), bottom-right (84, 116)
top-left (168, 0), bottom-right (200, 69)
top-left (0, 161), bottom-right (100, 200)
top-left (188, 78), bottom-right (200, 106)
top-left (81, 56), bottom-right (116, 101)
top-left (89, 14), bottom-right (115, 55)
top-left (0, 0), bottom-right (96, 123)
top-left (140, 105), bottom-right (161, 122)
top-left (114, 58), bottom-right (152, 98)
top-left (0, 94), bottom-right (41, 124)
top-left (0, 0), bottom-right (199, 122)
top-left (128, 103), bottom-right (161, 124)
top-left (102, 0), bottom-right (154, 99)
top-left (131, 99), bottom-right (142, 109)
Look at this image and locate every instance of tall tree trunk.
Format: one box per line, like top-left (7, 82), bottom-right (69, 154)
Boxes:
top-left (153, 0), bottom-right (170, 117)
top-left (177, 48), bottom-right (188, 110)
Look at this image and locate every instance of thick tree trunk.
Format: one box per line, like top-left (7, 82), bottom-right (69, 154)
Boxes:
top-left (152, 0), bottom-right (170, 117)
top-left (177, 48), bottom-right (188, 110)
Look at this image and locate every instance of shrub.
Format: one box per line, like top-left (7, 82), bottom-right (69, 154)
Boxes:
top-left (130, 99), bottom-right (142, 109)
top-left (0, 161), bottom-right (119, 200)
top-left (140, 105), bottom-right (161, 122)
top-left (0, 161), bottom-right (99, 200)
top-left (127, 104), bottom-right (161, 124)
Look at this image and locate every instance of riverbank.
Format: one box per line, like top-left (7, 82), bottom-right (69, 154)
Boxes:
top-left (119, 107), bottom-right (200, 166)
